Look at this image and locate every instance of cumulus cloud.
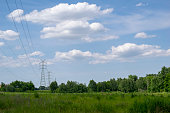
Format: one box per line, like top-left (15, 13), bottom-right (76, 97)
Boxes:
top-left (54, 49), bottom-right (93, 61)
top-left (1, 43), bottom-right (170, 67)
top-left (0, 42), bottom-right (4, 46)
top-left (40, 21), bottom-right (106, 39)
top-left (0, 51), bottom-right (44, 67)
top-left (18, 51), bottom-right (44, 59)
top-left (0, 54), bottom-right (41, 67)
top-left (8, 2), bottom-right (113, 25)
top-left (134, 32), bottom-right (156, 38)
top-left (48, 43), bottom-right (170, 64)
top-left (8, 2), bottom-right (115, 41)
top-left (8, 9), bottom-right (24, 22)
top-left (0, 30), bottom-right (19, 40)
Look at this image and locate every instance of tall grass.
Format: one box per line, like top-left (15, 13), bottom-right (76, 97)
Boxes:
top-left (128, 96), bottom-right (170, 113)
top-left (0, 92), bottom-right (169, 113)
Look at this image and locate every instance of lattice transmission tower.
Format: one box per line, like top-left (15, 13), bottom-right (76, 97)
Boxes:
top-left (39, 60), bottom-right (47, 87)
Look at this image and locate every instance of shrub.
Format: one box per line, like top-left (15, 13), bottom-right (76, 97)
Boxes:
top-left (34, 92), bottom-right (39, 98)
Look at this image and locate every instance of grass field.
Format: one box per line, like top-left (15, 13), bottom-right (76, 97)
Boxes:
top-left (0, 92), bottom-right (170, 113)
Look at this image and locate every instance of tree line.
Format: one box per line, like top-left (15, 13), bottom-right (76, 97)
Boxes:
top-left (50, 66), bottom-right (170, 93)
top-left (0, 81), bottom-right (34, 92)
top-left (0, 66), bottom-right (170, 93)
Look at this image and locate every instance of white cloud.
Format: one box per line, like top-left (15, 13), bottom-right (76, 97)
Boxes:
top-left (1, 43), bottom-right (170, 67)
top-left (0, 51), bottom-right (44, 67)
top-left (54, 49), bottom-right (92, 61)
top-left (82, 35), bottom-right (119, 42)
top-left (0, 42), bottom-right (4, 46)
top-left (135, 32), bottom-right (156, 38)
top-left (0, 30), bottom-right (19, 40)
top-left (0, 54), bottom-right (41, 67)
top-left (49, 43), bottom-right (170, 64)
top-left (40, 20), bottom-right (106, 39)
top-left (136, 2), bottom-right (145, 7)
top-left (8, 2), bottom-right (113, 25)
top-left (8, 9), bottom-right (24, 22)
top-left (18, 51), bottom-right (44, 59)
top-left (8, 2), bottom-right (114, 41)
top-left (29, 51), bottom-right (44, 57)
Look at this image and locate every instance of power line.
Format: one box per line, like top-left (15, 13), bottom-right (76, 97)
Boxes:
top-left (5, 0), bottom-right (38, 76)
top-left (0, 47), bottom-right (25, 80)
top-left (2, 39), bottom-right (32, 75)
top-left (18, 0), bottom-right (36, 52)
top-left (14, 0), bottom-right (34, 53)
top-left (16, 0), bottom-right (41, 71)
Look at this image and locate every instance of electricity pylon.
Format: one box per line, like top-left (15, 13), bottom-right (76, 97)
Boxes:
top-left (39, 60), bottom-right (47, 88)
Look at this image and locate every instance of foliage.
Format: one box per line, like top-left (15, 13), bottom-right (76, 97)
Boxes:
top-left (136, 77), bottom-right (147, 91)
top-left (58, 81), bottom-right (87, 93)
top-left (119, 79), bottom-right (136, 93)
top-left (6, 85), bottom-right (15, 92)
top-left (34, 92), bottom-right (39, 98)
top-left (0, 81), bottom-right (34, 92)
top-left (109, 78), bottom-right (118, 91)
top-left (88, 80), bottom-right (97, 92)
top-left (50, 81), bottom-right (58, 93)
top-left (0, 66), bottom-right (170, 93)
top-left (164, 73), bottom-right (170, 92)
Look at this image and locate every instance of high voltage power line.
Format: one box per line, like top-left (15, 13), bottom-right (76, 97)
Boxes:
top-left (1, 0), bottom-right (53, 86)
top-left (14, 0), bottom-right (34, 54)
top-left (0, 47), bottom-right (25, 80)
top-left (2, 39), bottom-right (33, 75)
top-left (16, 0), bottom-right (41, 71)
top-left (18, 0), bottom-right (36, 52)
top-left (5, 0), bottom-right (38, 76)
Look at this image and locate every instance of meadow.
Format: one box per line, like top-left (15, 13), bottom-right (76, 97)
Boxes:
top-left (0, 92), bottom-right (170, 113)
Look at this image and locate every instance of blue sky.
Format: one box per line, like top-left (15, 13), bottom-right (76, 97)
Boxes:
top-left (0, 0), bottom-right (170, 87)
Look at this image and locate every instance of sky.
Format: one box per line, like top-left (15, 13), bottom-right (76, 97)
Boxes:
top-left (0, 0), bottom-right (170, 87)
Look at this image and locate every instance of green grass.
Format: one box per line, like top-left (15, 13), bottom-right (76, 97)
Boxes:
top-left (0, 92), bottom-right (170, 113)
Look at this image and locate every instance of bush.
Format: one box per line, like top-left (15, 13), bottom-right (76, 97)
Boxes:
top-left (34, 92), bottom-right (39, 98)
top-left (6, 85), bottom-right (15, 92)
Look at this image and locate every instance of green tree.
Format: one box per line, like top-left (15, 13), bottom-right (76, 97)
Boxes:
top-left (119, 79), bottom-right (136, 93)
top-left (151, 76), bottom-right (162, 92)
top-left (128, 75), bottom-right (138, 81)
top-left (97, 81), bottom-right (108, 92)
top-left (109, 78), bottom-right (117, 91)
top-left (0, 82), bottom-right (6, 91)
top-left (77, 83), bottom-right (87, 93)
top-left (6, 85), bottom-right (15, 92)
top-left (88, 80), bottom-right (97, 92)
top-left (66, 81), bottom-right (78, 93)
top-left (146, 75), bottom-right (155, 92)
top-left (50, 81), bottom-right (58, 93)
top-left (158, 66), bottom-right (170, 91)
top-left (10, 80), bottom-right (35, 92)
top-left (164, 73), bottom-right (170, 92)
top-left (117, 78), bottom-right (122, 91)
top-left (59, 83), bottom-right (67, 93)
top-left (136, 77), bottom-right (147, 91)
